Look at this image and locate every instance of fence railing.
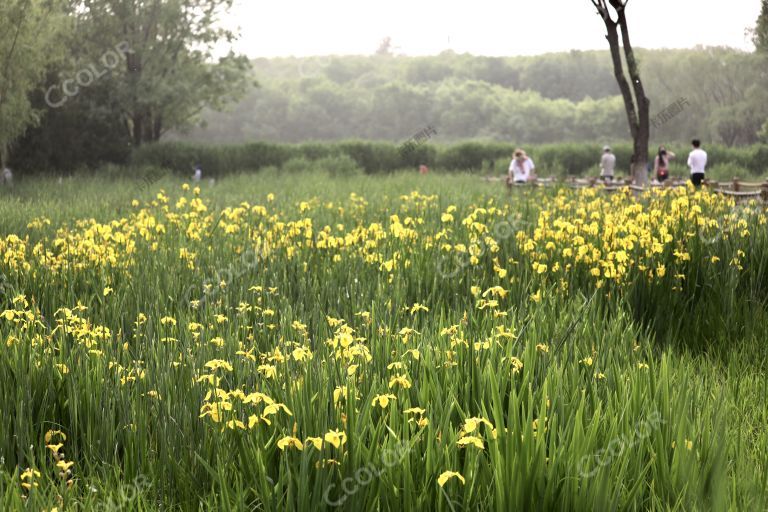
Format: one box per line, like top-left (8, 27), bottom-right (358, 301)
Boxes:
top-left (484, 175), bottom-right (768, 202)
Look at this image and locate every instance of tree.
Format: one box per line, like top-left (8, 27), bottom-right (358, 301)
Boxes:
top-left (591, 0), bottom-right (650, 184)
top-left (754, 0), bottom-right (768, 53)
top-left (752, 1), bottom-right (768, 141)
top-left (376, 37), bottom-right (393, 57)
top-left (70, 0), bottom-right (252, 147)
top-left (0, 0), bottom-right (66, 167)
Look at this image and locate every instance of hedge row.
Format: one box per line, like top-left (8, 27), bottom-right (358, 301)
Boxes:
top-left (131, 141), bottom-right (768, 177)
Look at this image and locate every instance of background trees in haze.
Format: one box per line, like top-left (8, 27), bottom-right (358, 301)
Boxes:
top-left (171, 48), bottom-right (764, 146)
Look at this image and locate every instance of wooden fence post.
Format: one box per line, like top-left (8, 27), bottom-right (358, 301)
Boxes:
top-left (732, 177), bottom-right (740, 192)
top-left (762, 180), bottom-right (768, 202)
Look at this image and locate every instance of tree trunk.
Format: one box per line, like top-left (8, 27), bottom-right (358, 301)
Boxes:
top-left (615, 3), bottom-right (650, 185)
top-left (151, 113), bottom-right (163, 142)
top-left (594, 0), bottom-right (650, 185)
top-left (126, 47), bottom-right (144, 147)
top-left (132, 113), bottom-right (144, 147)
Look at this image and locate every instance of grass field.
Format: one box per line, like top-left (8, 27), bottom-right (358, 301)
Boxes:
top-left (1, 170), bottom-right (767, 510)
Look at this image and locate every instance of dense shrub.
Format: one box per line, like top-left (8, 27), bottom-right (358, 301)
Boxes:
top-left (131, 142), bottom-right (293, 176)
top-left (128, 141), bottom-right (768, 178)
top-left (336, 141), bottom-right (407, 173)
top-left (437, 142), bottom-right (500, 171)
top-left (281, 155), bottom-right (363, 177)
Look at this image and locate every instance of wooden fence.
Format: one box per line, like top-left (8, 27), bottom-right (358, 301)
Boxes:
top-left (484, 176), bottom-right (768, 202)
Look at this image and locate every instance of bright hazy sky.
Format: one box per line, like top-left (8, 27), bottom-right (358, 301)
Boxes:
top-left (225, 0), bottom-right (760, 57)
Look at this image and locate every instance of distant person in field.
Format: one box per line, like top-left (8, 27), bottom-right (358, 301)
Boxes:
top-left (654, 145), bottom-right (675, 183)
top-left (419, 164), bottom-right (429, 175)
top-left (192, 163), bottom-right (202, 182)
top-left (687, 139), bottom-right (707, 188)
top-left (600, 146), bottom-right (616, 183)
top-left (1, 167), bottom-right (12, 187)
top-left (508, 149), bottom-right (535, 187)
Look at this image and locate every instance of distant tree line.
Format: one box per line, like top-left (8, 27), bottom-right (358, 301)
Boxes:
top-left (173, 47), bottom-right (767, 150)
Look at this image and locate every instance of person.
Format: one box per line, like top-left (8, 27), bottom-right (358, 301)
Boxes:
top-left (600, 146), bottom-right (616, 183)
top-left (192, 163), bottom-right (202, 182)
top-left (687, 139), bottom-right (707, 187)
top-left (419, 164), bottom-right (429, 175)
top-left (508, 149), bottom-right (535, 187)
top-left (653, 145), bottom-right (675, 183)
top-left (1, 167), bottom-right (13, 187)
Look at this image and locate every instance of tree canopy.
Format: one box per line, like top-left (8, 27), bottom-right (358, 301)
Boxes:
top-left (0, 0), bottom-right (66, 166)
top-left (171, 48), bottom-right (766, 149)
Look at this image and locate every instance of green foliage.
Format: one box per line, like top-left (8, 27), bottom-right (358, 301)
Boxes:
top-left (66, 0), bottom-right (252, 146)
top-left (131, 142), bottom-right (291, 176)
top-left (436, 142), bottom-right (514, 171)
top-left (11, 80), bottom-right (132, 174)
top-left (754, 0), bottom-right (768, 53)
top-left (531, 143), bottom-right (630, 177)
top-left (174, 49), bottom-right (766, 150)
top-left (0, 173), bottom-right (767, 509)
top-left (10, 47), bottom-right (768, 172)
top-left (0, 0), bottom-right (67, 162)
top-left (281, 154), bottom-right (363, 177)
top-left (127, 140), bottom-right (768, 180)
top-left (336, 141), bottom-right (403, 173)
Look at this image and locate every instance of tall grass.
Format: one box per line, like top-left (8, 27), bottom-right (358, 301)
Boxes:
top-left (0, 172), bottom-right (766, 510)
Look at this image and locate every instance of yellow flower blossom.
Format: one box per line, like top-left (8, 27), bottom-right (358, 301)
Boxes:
top-left (437, 471), bottom-right (466, 487)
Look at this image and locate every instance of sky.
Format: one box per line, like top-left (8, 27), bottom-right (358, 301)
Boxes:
top-left (223, 0), bottom-right (760, 57)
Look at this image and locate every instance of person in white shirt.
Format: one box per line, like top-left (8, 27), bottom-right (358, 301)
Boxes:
top-left (600, 146), bottom-right (616, 183)
top-left (687, 139), bottom-right (707, 188)
top-left (508, 149), bottom-right (535, 187)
